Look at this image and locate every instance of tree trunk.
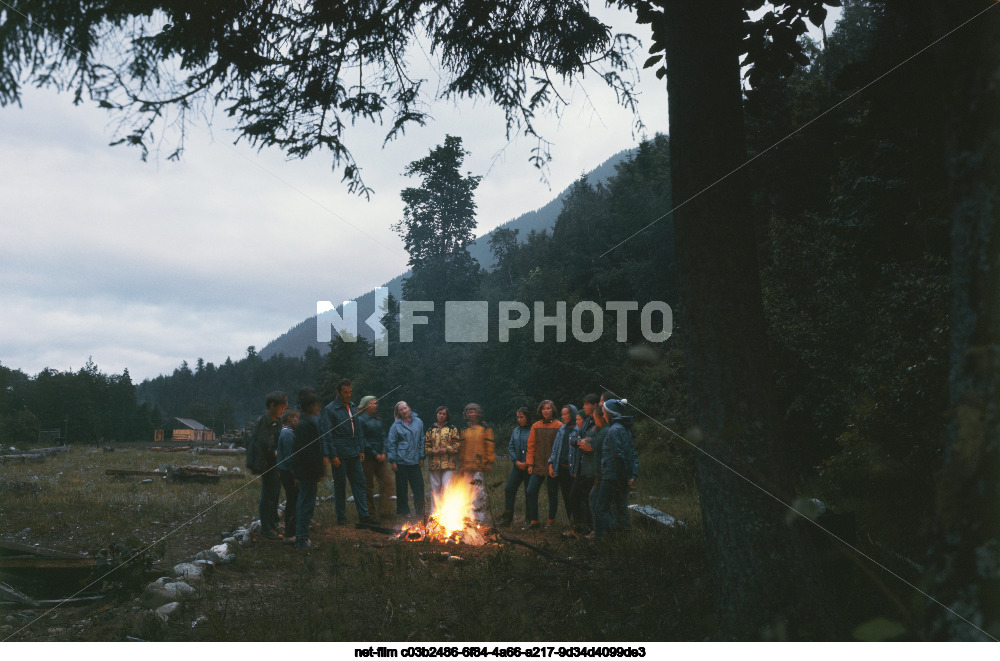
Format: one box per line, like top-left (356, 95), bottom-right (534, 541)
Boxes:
top-left (662, 0), bottom-right (830, 639)
top-left (931, 0), bottom-right (1000, 641)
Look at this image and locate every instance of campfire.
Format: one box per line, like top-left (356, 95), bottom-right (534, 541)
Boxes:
top-left (398, 478), bottom-right (488, 546)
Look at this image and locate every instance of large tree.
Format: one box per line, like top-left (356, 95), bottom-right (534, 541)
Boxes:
top-left (928, 0), bottom-right (1000, 641)
top-left (393, 134), bottom-right (483, 306)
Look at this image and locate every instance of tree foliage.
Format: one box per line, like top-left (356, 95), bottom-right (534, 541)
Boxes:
top-left (0, 0), bottom-right (643, 195)
top-left (393, 135), bottom-right (483, 306)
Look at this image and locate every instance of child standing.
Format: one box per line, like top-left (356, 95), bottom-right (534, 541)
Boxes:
top-left (276, 408), bottom-right (300, 544)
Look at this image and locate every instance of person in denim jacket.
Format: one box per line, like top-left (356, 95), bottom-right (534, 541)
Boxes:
top-left (594, 398), bottom-right (638, 538)
top-left (388, 401), bottom-right (425, 518)
top-left (320, 378), bottom-right (371, 524)
top-left (567, 394), bottom-right (600, 535)
top-left (358, 395), bottom-right (395, 522)
top-left (500, 407), bottom-right (532, 526)
top-left (548, 404), bottom-right (579, 531)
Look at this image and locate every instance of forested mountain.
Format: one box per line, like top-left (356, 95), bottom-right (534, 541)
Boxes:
top-left (259, 148), bottom-right (634, 360)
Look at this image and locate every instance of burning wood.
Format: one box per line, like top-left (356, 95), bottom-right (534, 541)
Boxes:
top-left (398, 479), bottom-right (488, 546)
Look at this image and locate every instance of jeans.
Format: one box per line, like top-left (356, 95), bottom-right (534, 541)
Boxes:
top-left (295, 479), bottom-right (318, 544)
top-left (552, 468), bottom-right (574, 524)
top-left (568, 474), bottom-right (594, 533)
top-left (362, 457), bottom-right (396, 519)
top-left (593, 478), bottom-right (629, 538)
top-left (504, 467), bottom-right (531, 522)
top-left (526, 472), bottom-right (559, 523)
top-left (333, 455), bottom-right (369, 521)
top-left (428, 469), bottom-right (454, 515)
top-left (395, 463), bottom-right (425, 518)
top-left (258, 467), bottom-right (281, 533)
top-left (278, 469), bottom-right (298, 537)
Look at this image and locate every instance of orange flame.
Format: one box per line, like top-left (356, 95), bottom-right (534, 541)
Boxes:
top-left (431, 477), bottom-right (477, 537)
top-left (399, 476), bottom-right (487, 545)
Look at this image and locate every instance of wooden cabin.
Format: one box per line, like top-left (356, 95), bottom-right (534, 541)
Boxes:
top-left (153, 417), bottom-right (216, 443)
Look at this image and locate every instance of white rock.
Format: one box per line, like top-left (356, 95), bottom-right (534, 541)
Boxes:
top-left (172, 563), bottom-right (203, 581)
top-left (249, 520), bottom-right (261, 533)
top-left (222, 537), bottom-right (236, 544)
top-left (217, 466), bottom-right (227, 475)
top-left (155, 601), bottom-right (181, 623)
top-left (141, 583), bottom-right (176, 609)
top-left (209, 543), bottom-right (230, 561)
top-left (162, 581), bottom-right (196, 601)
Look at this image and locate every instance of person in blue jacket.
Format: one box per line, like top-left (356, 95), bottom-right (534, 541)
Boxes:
top-left (593, 398), bottom-right (638, 538)
top-left (548, 404), bottom-right (579, 532)
top-left (358, 395), bottom-right (395, 522)
top-left (320, 378), bottom-right (371, 525)
top-left (387, 401), bottom-right (425, 518)
top-left (499, 407), bottom-right (532, 526)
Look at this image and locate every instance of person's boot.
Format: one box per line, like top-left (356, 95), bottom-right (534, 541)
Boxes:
top-left (498, 510), bottom-right (514, 526)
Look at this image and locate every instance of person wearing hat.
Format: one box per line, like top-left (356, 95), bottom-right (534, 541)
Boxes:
top-left (593, 398), bottom-right (638, 538)
top-left (358, 395), bottom-right (395, 522)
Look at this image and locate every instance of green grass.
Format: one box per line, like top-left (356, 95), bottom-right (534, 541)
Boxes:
top-left (2, 437), bottom-right (713, 641)
top-left (0, 445), bottom-right (257, 565)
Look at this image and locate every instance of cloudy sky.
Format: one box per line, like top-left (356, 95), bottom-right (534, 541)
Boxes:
top-left (0, 7), bottom-right (837, 383)
top-left (0, 8), bottom-right (672, 382)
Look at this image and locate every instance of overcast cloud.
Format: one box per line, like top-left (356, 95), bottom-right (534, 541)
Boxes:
top-left (0, 7), bottom-right (681, 382)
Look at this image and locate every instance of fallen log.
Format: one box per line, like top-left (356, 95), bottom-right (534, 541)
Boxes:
top-left (628, 504), bottom-right (683, 528)
top-left (197, 448), bottom-right (245, 456)
top-left (0, 556), bottom-right (98, 570)
top-left (26, 446), bottom-right (70, 456)
top-left (105, 469), bottom-right (166, 477)
top-left (0, 539), bottom-right (89, 559)
top-left (0, 595), bottom-right (104, 609)
top-left (493, 531), bottom-right (591, 569)
top-left (0, 581), bottom-right (40, 608)
top-left (167, 465), bottom-right (221, 483)
top-left (150, 446), bottom-right (192, 452)
top-left (0, 454), bottom-right (46, 463)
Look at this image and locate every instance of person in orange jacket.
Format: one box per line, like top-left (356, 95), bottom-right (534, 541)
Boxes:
top-left (524, 399), bottom-right (563, 529)
top-left (458, 403), bottom-right (495, 523)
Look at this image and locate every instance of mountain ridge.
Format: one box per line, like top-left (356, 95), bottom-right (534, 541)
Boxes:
top-left (260, 146), bottom-right (636, 360)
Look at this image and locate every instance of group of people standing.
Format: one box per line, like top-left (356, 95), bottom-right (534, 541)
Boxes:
top-left (248, 381), bottom-right (637, 550)
top-left (501, 391), bottom-right (638, 538)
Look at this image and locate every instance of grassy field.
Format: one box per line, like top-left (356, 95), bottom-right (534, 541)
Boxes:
top-left (1, 426), bottom-right (713, 642)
